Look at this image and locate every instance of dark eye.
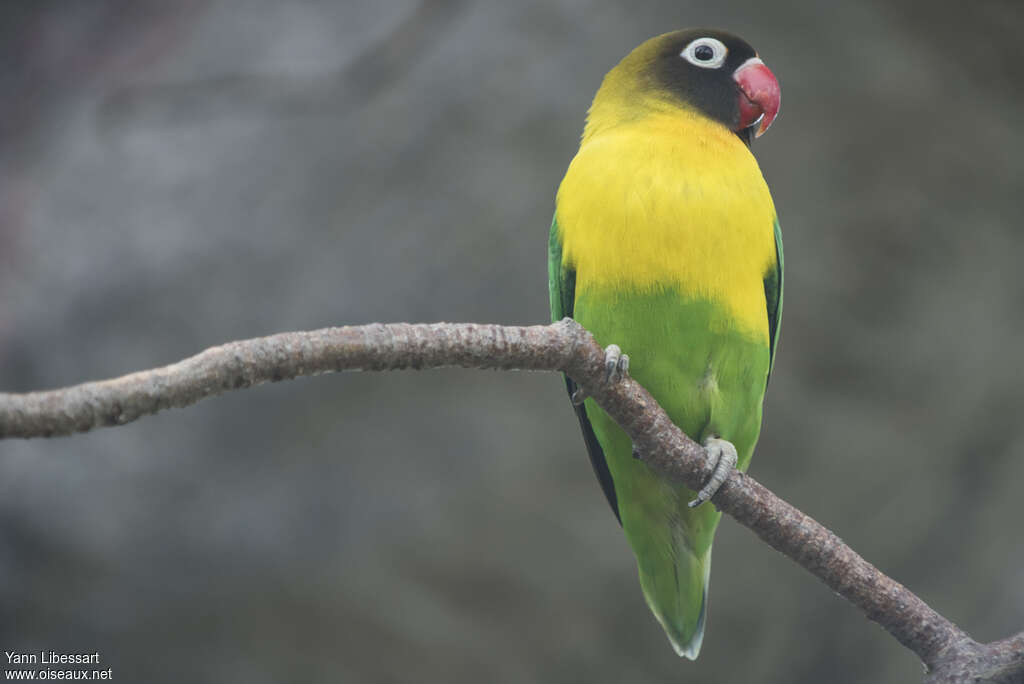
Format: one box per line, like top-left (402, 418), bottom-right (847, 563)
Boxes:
top-left (681, 37), bottom-right (728, 69)
top-left (694, 45), bottom-right (714, 61)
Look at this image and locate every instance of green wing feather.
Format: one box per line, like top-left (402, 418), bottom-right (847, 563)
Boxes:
top-left (765, 217), bottom-right (784, 376)
top-left (548, 215), bottom-right (620, 521)
top-left (548, 215), bottom-right (575, 324)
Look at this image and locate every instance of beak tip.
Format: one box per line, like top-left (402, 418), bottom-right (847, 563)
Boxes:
top-left (752, 114), bottom-right (769, 138)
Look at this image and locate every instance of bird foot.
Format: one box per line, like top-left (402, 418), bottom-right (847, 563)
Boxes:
top-left (688, 437), bottom-right (738, 508)
top-left (603, 344), bottom-right (630, 384)
top-left (570, 344), bottom-right (630, 405)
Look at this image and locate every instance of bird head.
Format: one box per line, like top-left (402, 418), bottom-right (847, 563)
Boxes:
top-left (586, 29), bottom-right (781, 144)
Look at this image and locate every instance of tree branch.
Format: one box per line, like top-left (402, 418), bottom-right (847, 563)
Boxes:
top-left (0, 320), bottom-right (1019, 682)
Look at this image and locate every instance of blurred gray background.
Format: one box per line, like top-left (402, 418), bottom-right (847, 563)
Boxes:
top-left (2, 1), bottom-right (1022, 682)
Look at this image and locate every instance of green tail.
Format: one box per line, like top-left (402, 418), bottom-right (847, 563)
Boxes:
top-left (637, 545), bottom-right (712, 659)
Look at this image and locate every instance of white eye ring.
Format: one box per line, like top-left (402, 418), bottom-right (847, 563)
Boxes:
top-left (680, 37), bottom-right (728, 69)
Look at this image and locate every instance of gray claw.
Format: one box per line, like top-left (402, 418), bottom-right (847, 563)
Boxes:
top-left (570, 387), bottom-right (587, 405)
top-left (604, 344), bottom-right (630, 384)
top-left (688, 437), bottom-right (738, 508)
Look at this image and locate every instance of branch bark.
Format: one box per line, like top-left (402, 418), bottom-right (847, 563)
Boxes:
top-left (0, 320), bottom-right (1019, 682)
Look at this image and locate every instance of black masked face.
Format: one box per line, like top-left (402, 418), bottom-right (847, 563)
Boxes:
top-left (649, 29), bottom-right (760, 134)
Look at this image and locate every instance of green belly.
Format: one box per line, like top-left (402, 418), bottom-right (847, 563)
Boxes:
top-left (573, 286), bottom-right (770, 654)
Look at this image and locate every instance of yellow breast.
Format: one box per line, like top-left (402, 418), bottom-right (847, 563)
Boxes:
top-left (555, 108), bottom-right (778, 342)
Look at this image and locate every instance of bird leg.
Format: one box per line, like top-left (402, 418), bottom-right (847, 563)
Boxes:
top-left (571, 344), bottom-right (630, 405)
top-left (687, 437), bottom-right (737, 508)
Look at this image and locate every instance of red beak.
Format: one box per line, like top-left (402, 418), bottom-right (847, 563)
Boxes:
top-left (733, 57), bottom-right (780, 138)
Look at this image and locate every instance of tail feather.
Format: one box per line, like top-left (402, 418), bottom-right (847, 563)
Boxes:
top-left (638, 548), bottom-right (712, 659)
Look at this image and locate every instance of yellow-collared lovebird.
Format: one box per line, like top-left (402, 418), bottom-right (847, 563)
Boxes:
top-left (548, 29), bottom-right (783, 659)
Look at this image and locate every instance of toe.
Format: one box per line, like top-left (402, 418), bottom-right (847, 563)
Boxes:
top-left (603, 345), bottom-right (629, 383)
top-left (688, 438), bottom-right (737, 508)
top-left (603, 345), bottom-right (622, 381)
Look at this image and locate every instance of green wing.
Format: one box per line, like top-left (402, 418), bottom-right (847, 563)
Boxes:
top-left (548, 215), bottom-right (575, 325)
top-left (764, 217), bottom-right (784, 377)
top-left (548, 215), bottom-right (621, 522)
